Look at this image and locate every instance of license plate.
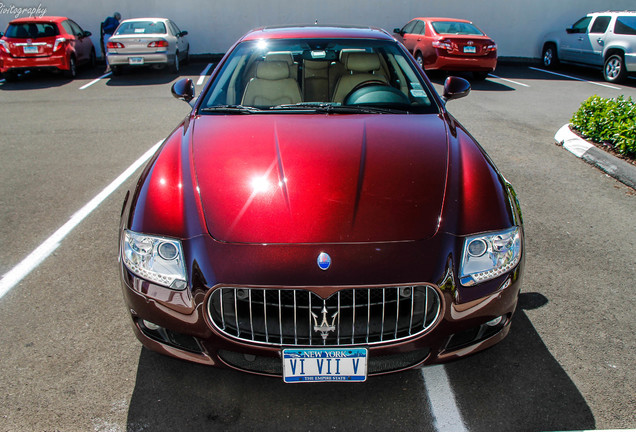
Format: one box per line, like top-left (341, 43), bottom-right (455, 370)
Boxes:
top-left (283, 348), bottom-right (367, 383)
top-left (128, 57), bottom-right (144, 65)
top-left (23, 46), bottom-right (38, 54)
top-left (463, 46), bottom-right (477, 53)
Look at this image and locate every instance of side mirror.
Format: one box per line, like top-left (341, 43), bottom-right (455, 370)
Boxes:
top-left (84, 30), bottom-right (92, 37)
top-left (566, 27), bottom-right (575, 34)
top-left (171, 78), bottom-right (195, 102)
top-left (442, 76), bottom-right (470, 102)
top-left (180, 30), bottom-right (188, 37)
top-left (393, 28), bottom-right (404, 36)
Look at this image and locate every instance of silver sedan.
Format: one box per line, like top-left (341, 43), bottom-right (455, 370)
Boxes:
top-left (106, 18), bottom-right (189, 75)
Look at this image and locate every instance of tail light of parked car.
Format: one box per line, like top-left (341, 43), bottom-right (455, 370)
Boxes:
top-left (107, 41), bottom-right (125, 49)
top-left (432, 39), bottom-right (453, 52)
top-left (53, 37), bottom-right (67, 52)
top-left (147, 40), bottom-right (169, 48)
top-left (0, 40), bottom-right (10, 55)
top-left (485, 43), bottom-right (497, 53)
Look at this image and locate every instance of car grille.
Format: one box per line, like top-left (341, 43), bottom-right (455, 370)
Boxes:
top-left (208, 285), bottom-right (441, 346)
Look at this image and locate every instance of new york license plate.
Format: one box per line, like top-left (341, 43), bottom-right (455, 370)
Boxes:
top-left (283, 348), bottom-right (367, 383)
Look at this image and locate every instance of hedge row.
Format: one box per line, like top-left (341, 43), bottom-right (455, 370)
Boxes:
top-left (570, 95), bottom-right (636, 159)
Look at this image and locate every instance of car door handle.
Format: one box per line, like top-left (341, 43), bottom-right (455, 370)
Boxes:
top-left (597, 38), bottom-right (604, 45)
top-left (578, 36), bottom-right (584, 41)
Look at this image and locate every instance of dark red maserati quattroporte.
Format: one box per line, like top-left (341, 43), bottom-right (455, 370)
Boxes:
top-left (119, 25), bottom-right (524, 383)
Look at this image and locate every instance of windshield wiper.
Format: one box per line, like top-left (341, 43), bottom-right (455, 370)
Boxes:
top-left (200, 104), bottom-right (263, 114)
top-left (271, 103), bottom-right (410, 114)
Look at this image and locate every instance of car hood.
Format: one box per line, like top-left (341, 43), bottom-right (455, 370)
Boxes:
top-left (192, 114), bottom-right (449, 244)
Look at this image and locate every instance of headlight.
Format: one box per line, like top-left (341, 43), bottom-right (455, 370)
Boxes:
top-left (459, 227), bottom-right (521, 286)
top-left (122, 230), bottom-right (187, 290)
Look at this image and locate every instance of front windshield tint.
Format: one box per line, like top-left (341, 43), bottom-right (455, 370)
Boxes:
top-left (115, 21), bottom-right (166, 35)
top-left (199, 38), bottom-right (438, 114)
top-left (431, 21), bottom-right (483, 36)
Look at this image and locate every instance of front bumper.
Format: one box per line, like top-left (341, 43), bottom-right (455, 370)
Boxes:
top-left (120, 255), bottom-right (522, 376)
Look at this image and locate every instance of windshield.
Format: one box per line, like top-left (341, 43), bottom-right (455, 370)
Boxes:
top-left (199, 38), bottom-right (438, 114)
top-left (431, 21), bottom-right (484, 36)
top-left (115, 21), bottom-right (166, 35)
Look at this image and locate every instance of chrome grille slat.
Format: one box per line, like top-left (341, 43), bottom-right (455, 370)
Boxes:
top-left (208, 285), bottom-right (441, 347)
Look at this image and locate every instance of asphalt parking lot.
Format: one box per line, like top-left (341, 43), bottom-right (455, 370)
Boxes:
top-left (0, 61), bottom-right (635, 431)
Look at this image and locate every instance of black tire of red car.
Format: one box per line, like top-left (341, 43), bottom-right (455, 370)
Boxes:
top-left (111, 65), bottom-right (122, 76)
top-left (89, 49), bottom-right (96, 69)
top-left (415, 53), bottom-right (424, 69)
top-left (473, 71), bottom-right (489, 81)
top-left (542, 43), bottom-right (558, 69)
top-left (64, 56), bottom-right (77, 78)
top-left (603, 53), bottom-right (627, 83)
top-left (170, 51), bottom-right (180, 73)
top-left (3, 70), bottom-right (17, 82)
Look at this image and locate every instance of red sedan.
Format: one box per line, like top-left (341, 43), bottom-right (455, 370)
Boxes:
top-left (119, 25), bottom-right (523, 382)
top-left (394, 17), bottom-right (497, 80)
top-left (0, 16), bottom-right (95, 80)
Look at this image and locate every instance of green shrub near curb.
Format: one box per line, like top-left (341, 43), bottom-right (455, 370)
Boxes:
top-left (570, 95), bottom-right (636, 159)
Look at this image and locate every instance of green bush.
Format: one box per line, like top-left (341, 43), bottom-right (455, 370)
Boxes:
top-left (570, 95), bottom-right (636, 159)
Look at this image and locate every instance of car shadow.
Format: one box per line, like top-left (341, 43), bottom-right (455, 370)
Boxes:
top-left (125, 292), bottom-right (595, 432)
top-left (0, 70), bottom-right (71, 90)
top-left (427, 71), bottom-right (516, 92)
top-left (105, 63), bottom-right (204, 87)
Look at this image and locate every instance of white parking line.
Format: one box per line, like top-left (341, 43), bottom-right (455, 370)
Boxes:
top-left (197, 63), bottom-right (213, 85)
top-left (79, 71), bottom-right (113, 90)
top-left (529, 66), bottom-right (621, 90)
top-left (488, 73), bottom-right (530, 88)
top-left (0, 140), bottom-right (163, 300)
top-left (421, 366), bottom-right (468, 432)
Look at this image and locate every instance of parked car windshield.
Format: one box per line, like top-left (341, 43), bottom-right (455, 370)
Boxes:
top-left (199, 38), bottom-right (438, 114)
top-left (115, 21), bottom-right (166, 35)
top-left (5, 22), bottom-right (59, 38)
top-left (431, 21), bottom-right (483, 35)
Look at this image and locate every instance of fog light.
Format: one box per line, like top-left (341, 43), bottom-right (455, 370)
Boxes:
top-left (485, 316), bottom-right (503, 327)
top-left (143, 320), bottom-right (161, 331)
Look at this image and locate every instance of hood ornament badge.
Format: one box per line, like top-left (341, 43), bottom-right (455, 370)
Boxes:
top-left (312, 302), bottom-right (338, 340)
top-left (317, 252), bottom-right (331, 270)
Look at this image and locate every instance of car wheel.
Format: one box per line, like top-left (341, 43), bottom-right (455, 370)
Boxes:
top-left (415, 53), bottom-right (424, 69)
top-left (604, 54), bottom-right (627, 83)
top-left (64, 56), bottom-right (77, 78)
top-left (170, 51), bottom-right (180, 73)
top-left (111, 65), bottom-right (122, 76)
top-left (542, 44), bottom-right (558, 69)
top-left (89, 49), bottom-right (96, 69)
top-left (473, 71), bottom-right (489, 81)
top-left (3, 70), bottom-right (17, 82)
top-left (184, 45), bottom-right (190, 64)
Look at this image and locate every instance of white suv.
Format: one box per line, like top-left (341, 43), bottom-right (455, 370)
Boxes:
top-left (542, 11), bottom-right (636, 83)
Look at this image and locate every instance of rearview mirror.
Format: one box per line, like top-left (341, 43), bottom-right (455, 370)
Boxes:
top-left (442, 76), bottom-right (471, 102)
top-left (171, 78), bottom-right (195, 103)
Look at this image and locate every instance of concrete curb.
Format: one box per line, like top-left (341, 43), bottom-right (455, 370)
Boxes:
top-left (555, 124), bottom-right (636, 190)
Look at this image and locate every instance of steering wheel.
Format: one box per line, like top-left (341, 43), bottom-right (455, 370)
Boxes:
top-left (343, 80), bottom-right (410, 106)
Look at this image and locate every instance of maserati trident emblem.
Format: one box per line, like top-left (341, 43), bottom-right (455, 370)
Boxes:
top-left (312, 303), bottom-right (338, 340)
top-left (317, 252), bottom-right (331, 270)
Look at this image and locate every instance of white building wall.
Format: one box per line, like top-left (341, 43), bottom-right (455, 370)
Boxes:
top-left (1, 0), bottom-right (635, 59)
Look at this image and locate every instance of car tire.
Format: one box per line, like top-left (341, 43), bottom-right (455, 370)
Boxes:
top-left (89, 49), bottom-right (96, 69)
top-left (604, 54), bottom-right (627, 83)
top-left (3, 70), bottom-right (17, 82)
top-left (170, 51), bottom-right (180, 73)
top-left (111, 65), bottom-right (122, 76)
top-left (473, 71), bottom-right (489, 81)
top-left (64, 56), bottom-right (77, 78)
top-left (184, 45), bottom-right (190, 64)
top-left (542, 44), bottom-right (558, 69)
top-left (415, 53), bottom-right (424, 69)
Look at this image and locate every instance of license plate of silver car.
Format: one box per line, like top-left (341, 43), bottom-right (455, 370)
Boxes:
top-left (128, 57), bottom-right (144, 65)
top-left (282, 348), bottom-right (367, 383)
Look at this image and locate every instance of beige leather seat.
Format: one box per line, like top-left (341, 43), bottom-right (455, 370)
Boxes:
top-left (241, 60), bottom-right (302, 106)
top-left (331, 52), bottom-right (388, 103)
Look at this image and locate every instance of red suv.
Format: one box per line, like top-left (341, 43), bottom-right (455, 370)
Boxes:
top-left (395, 17), bottom-right (497, 80)
top-left (0, 16), bottom-right (95, 80)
